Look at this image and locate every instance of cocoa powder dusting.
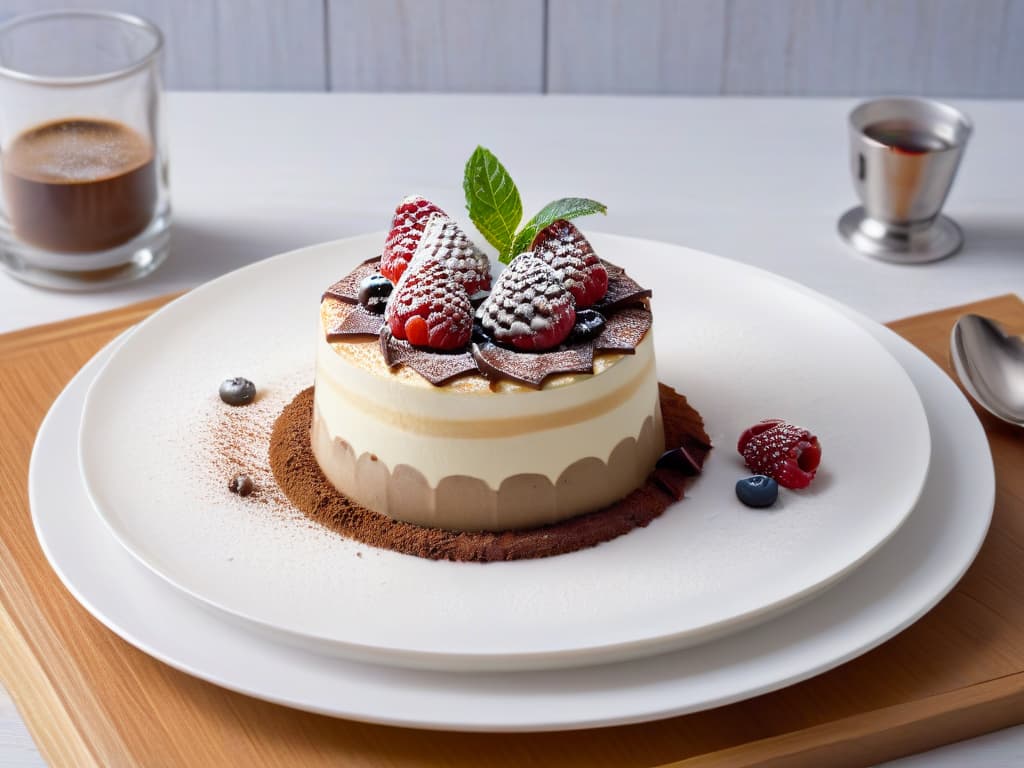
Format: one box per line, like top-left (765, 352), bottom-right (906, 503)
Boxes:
top-left (204, 390), bottom-right (295, 510)
top-left (269, 383), bottom-right (711, 562)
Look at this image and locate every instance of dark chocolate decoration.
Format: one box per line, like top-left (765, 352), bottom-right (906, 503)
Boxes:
top-left (379, 328), bottom-right (479, 386)
top-left (655, 445), bottom-right (703, 477)
top-left (323, 257), bottom-right (383, 304)
top-left (680, 433), bottom-right (713, 469)
top-left (594, 307), bottom-right (652, 354)
top-left (323, 256), bottom-right (654, 388)
top-left (472, 341), bottom-right (594, 389)
top-left (594, 270), bottom-right (653, 314)
top-left (601, 259), bottom-right (625, 279)
top-left (651, 467), bottom-right (688, 501)
top-left (326, 304), bottom-right (386, 339)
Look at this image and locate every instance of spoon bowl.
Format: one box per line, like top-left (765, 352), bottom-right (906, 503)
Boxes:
top-left (950, 314), bottom-right (1024, 427)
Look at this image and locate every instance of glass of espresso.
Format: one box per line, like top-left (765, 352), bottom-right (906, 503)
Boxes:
top-left (0, 11), bottom-right (169, 289)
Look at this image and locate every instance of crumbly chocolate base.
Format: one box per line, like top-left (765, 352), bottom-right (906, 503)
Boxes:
top-left (269, 384), bottom-right (711, 562)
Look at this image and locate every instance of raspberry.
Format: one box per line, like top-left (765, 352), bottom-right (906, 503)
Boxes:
top-left (476, 254), bottom-right (576, 352)
top-left (531, 219), bottom-right (608, 308)
top-left (380, 196), bottom-right (447, 284)
top-left (385, 250), bottom-right (473, 351)
top-left (737, 419), bottom-right (822, 490)
top-left (414, 214), bottom-right (491, 295)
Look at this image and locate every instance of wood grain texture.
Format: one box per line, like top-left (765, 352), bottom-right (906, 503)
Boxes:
top-left (327, 0), bottom-right (545, 92)
top-left (547, 0), bottom-right (727, 94)
top-left (547, 0), bottom-right (1024, 96)
top-left (0, 0), bottom-right (327, 90)
top-left (0, 0), bottom-right (1020, 95)
top-left (721, 0), bottom-right (1018, 97)
top-left (0, 293), bottom-right (1022, 766)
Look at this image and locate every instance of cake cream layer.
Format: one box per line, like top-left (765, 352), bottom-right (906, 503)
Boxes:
top-left (314, 302), bottom-right (661, 489)
top-left (311, 298), bottom-right (665, 530)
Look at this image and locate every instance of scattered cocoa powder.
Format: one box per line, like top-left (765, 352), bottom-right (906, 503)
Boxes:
top-left (203, 386), bottom-right (297, 510)
top-left (269, 384), bottom-right (711, 562)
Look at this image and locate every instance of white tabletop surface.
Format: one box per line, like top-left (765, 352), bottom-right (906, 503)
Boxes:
top-left (1, 92), bottom-right (1022, 765)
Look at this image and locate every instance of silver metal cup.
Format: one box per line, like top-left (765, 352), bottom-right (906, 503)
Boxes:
top-left (838, 97), bottom-right (972, 264)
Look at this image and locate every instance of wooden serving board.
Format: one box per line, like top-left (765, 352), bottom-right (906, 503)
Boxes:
top-left (1, 293), bottom-right (1022, 768)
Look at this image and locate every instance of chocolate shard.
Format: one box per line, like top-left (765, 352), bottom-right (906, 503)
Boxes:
top-left (322, 256), bottom-right (383, 304)
top-left (594, 307), bottom-right (652, 354)
top-left (651, 467), bottom-right (688, 501)
top-left (472, 341), bottom-right (595, 389)
top-left (600, 259), bottom-right (626, 280)
top-left (326, 305), bottom-right (386, 339)
top-left (379, 327), bottom-right (479, 386)
top-left (594, 270), bottom-right (653, 314)
top-left (655, 446), bottom-right (703, 477)
top-left (680, 434), bottom-right (713, 470)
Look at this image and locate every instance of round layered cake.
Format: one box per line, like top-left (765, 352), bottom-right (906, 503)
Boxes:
top-left (312, 296), bottom-right (663, 531)
top-left (308, 200), bottom-right (664, 533)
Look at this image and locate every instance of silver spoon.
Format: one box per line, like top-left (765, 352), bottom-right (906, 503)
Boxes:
top-left (950, 314), bottom-right (1024, 427)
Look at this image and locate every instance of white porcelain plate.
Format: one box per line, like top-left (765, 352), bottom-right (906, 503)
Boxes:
top-left (78, 235), bottom-right (931, 671)
top-left (32, 302), bottom-right (991, 731)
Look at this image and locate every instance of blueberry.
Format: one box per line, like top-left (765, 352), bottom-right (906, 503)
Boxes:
top-left (568, 309), bottom-right (606, 343)
top-left (735, 475), bottom-right (779, 508)
top-left (358, 274), bottom-right (393, 314)
top-left (219, 377), bottom-right (256, 406)
top-left (471, 318), bottom-right (490, 344)
top-left (229, 473), bottom-right (254, 497)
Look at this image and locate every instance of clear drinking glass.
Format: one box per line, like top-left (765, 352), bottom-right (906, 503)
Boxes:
top-left (0, 10), bottom-right (170, 290)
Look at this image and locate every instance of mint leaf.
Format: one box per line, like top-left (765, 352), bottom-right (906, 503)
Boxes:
top-left (463, 146), bottom-right (523, 260)
top-left (510, 197), bottom-right (607, 259)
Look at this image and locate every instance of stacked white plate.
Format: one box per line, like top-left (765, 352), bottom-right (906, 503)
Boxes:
top-left (31, 234), bottom-right (994, 731)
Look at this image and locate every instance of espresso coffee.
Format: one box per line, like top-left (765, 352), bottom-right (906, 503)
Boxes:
top-left (2, 118), bottom-right (156, 253)
top-left (863, 120), bottom-right (952, 155)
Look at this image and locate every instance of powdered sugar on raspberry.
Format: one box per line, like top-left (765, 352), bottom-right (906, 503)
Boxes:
top-left (476, 253), bottom-right (576, 351)
top-left (380, 195), bottom-right (447, 284)
top-left (415, 214), bottom-right (491, 295)
top-left (531, 219), bottom-right (608, 308)
top-left (737, 419), bottom-right (822, 490)
top-left (385, 245), bottom-right (474, 350)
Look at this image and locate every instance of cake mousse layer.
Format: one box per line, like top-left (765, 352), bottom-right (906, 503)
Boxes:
top-left (272, 385), bottom-right (709, 562)
top-left (312, 297), bottom-right (664, 531)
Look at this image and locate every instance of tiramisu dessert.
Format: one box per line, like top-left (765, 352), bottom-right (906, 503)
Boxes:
top-left (314, 216), bottom-right (662, 531)
top-left (270, 147), bottom-right (711, 559)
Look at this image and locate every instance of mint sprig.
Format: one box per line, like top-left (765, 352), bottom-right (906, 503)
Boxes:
top-left (463, 146), bottom-right (522, 259)
top-left (464, 146), bottom-right (606, 263)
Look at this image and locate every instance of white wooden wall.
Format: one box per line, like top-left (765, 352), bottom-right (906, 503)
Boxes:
top-left (1, 0), bottom-right (1022, 96)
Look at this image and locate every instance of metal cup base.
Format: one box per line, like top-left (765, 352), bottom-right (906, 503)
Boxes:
top-left (838, 206), bottom-right (963, 264)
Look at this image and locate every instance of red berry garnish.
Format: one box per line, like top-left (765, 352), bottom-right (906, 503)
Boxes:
top-left (413, 214), bottom-right (491, 295)
top-left (476, 253), bottom-right (576, 352)
top-left (737, 419), bottom-right (822, 490)
top-left (380, 195), bottom-right (447, 284)
top-left (403, 315), bottom-right (430, 346)
top-left (531, 219), bottom-right (608, 308)
top-left (385, 245), bottom-right (473, 351)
